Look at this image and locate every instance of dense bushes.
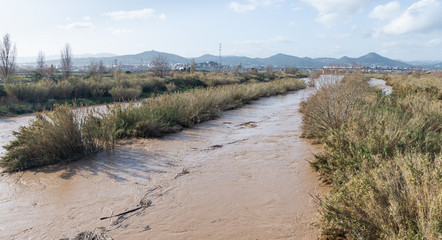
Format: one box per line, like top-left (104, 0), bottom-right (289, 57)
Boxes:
top-left (1, 78), bottom-right (306, 171)
top-left (109, 86), bottom-right (142, 101)
top-left (0, 84), bottom-right (6, 97)
top-left (301, 73), bottom-right (441, 239)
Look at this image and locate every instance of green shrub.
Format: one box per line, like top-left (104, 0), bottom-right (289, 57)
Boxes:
top-left (0, 106), bottom-right (8, 116)
top-left (5, 79), bottom-right (55, 103)
top-left (0, 84), bottom-right (6, 97)
top-left (54, 80), bottom-right (73, 99)
top-left (167, 76), bottom-right (207, 90)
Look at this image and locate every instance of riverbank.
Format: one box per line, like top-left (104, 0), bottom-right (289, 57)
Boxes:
top-left (301, 72), bottom-right (441, 239)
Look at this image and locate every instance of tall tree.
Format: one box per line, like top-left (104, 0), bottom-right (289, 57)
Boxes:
top-left (60, 44), bottom-right (73, 79)
top-left (190, 59), bottom-right (196, 74)
top-left (35, 50), bottom-right (46, 80)
top-left (98, 60), bottom-right (106, 80)
top-left (0, 34), bottom-right (17, 80)
top-left (47, 64), bottom-right (56, 81)
top-left (89, 61), bottom-right (98, 78)
top-left (151, 54), bottom-right (169, 78)
top-left (37, 51), bottom-right (45, 72)
top-left (266, 65), bottom-right (273, 75)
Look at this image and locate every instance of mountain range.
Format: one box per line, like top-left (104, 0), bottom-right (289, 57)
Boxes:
top-left (22, 51), bottom-right (442, 69)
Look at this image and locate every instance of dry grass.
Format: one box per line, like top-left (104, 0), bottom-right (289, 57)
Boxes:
top-left (301, 72), bottom-right (441, 239)
top-left (1, 105), bottom-right (100, 170)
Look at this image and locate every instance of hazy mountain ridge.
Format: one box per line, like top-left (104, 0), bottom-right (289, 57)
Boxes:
top-left (22, 50), bottom-right (430, 68)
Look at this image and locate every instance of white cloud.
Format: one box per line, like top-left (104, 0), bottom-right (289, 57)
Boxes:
top-left (301, 0), bottom-right (369, 14)
top-left (59, 16), bottom-right (93, 29)
top-left (382, 41), bottom-right (399, 47)
top-left (107, 28), bottom-right (133, 35)
top-left (230, 2), bottom-right (256, 12)
top-left (369, 1), bottom-right (401, 20)
top-left (59, 22), bottom-right (94, 29)
top-left (103, 8), bottom-right (166, 20)
top-left (316, 13), bottom-right (340, 27)
top-left (301, 0), bottom-right (370, 27)
top-left (315, 33), bottom-right (352, 39)
top-left (426, 38), bottom-right (441, 47)
top-left (291, 3), bottom-right (302, 11)
top-left (230, 0), bottom-right (284, 13)
top-left (158, 14), bottom-right (167, 20)
top-left (383, 0), bottom-right (442, 35)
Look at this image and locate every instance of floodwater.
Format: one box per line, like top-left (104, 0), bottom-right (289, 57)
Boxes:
top-left (0, 87), bottom-right (327, 239)
top-left (368, 78), bottom-right (392, 95)
top-left (0, 114), bottom-right (35, 158)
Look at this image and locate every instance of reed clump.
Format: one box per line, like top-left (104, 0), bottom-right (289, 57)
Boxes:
top-left (1, 105), bottom-right (103, 170)
top-left (301, 72), bottom-right (441, 239)
top-left (1, 78), bottom-right (305, 171)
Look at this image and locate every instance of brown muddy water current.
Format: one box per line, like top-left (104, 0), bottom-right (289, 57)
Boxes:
top-left (0, 86), bottom-right (328, 239)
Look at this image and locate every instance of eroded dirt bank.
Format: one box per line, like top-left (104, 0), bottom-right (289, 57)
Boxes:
top-left (0, 87), bottom-right (327, 239)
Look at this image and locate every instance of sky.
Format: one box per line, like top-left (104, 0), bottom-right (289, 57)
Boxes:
top-left (1, 0), bottom-right (442, 62)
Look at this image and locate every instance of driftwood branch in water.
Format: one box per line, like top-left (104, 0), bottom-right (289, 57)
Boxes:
top-left (100, 200), bottom-right (152, 220)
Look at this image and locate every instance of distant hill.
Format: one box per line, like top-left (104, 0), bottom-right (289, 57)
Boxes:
top-left (25, 51), bottom-right (414, 68)
top-left (192, 52), bottom-right (410, 68)
top-left (18, 53), bottom-right (116, 64)
top-left (432, 63), bottom-right (442, 69)
top-left (337, 52), bottom-right (410, 68)
top-left (404, 60), bottom-right (442, 70)
top-left (43, 50), bottom-right (188, 66)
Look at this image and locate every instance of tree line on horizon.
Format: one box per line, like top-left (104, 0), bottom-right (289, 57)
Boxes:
top-left (0, 33), bottom-right (171, 82)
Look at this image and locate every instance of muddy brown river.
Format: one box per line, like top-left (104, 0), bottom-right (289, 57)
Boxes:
top-left (0, 86), bottom-right (328, 239)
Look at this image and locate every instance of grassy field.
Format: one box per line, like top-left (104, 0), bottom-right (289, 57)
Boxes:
top-left (301, 72), bottom-right (441, 239)
top-left (1, 77), bottom-right (305, 171)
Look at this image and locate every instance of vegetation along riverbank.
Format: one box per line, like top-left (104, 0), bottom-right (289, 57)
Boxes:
top-left (0, 70), bottom-right (307, 117)
top-left (1, 77), bottom-right (305, 171)
top-left (301, 72), bottom-right (441, 239)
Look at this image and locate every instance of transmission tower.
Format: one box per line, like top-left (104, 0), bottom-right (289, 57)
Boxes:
top-left (218, 43), bottom-right (222, 72)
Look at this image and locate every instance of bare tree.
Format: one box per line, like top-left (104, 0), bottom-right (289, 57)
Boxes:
top-left (60, 44), bottom-right (73, 79)
top-left (36, 50), bottom-right (46, 78)
top-left (151, 54), bottom-right (169, 78)
top-left (89, 61), bottom-right (98, 78)
top-left (0, 34), bottom-right (17, 80)
top-left (46, 64), bottom-right (56, 81)
top-left (234, 65), bottom-right (240, 74)
top-left (190, 59), bottom-right (196, 74)
top-left (266, 65), bottom-right (273, 75)
top-left (98, 60), bottom-right (106, 79)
